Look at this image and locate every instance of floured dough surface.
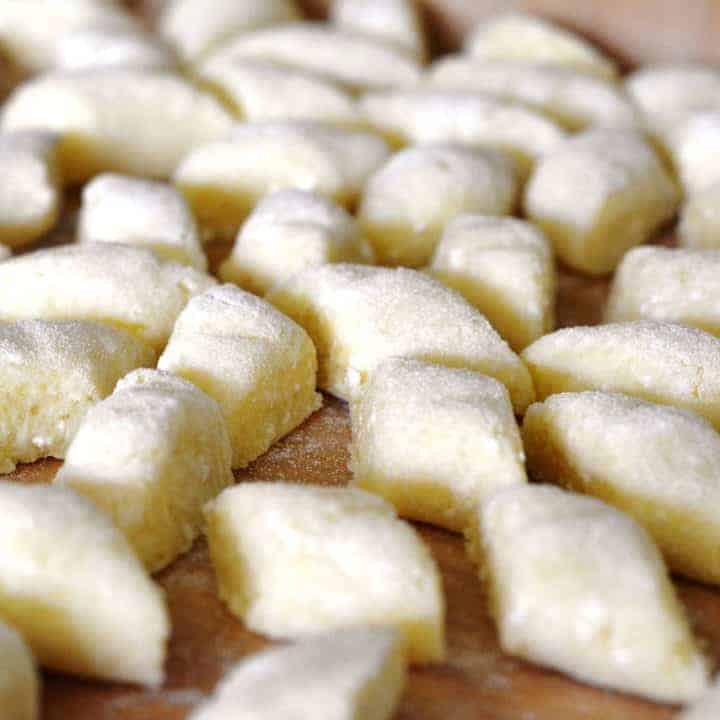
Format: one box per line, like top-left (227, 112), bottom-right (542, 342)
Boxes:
top-left (679, 181), bottom-right (720, 249)
top-left (0, 620), bottom-right (39, 720)
top-left (667, 112), bottom-right (720, 195)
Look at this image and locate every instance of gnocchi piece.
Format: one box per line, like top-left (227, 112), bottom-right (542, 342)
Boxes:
top-left (78, 173), bottom-right (206, 270)
top-left (55, 369), bottom-right (234, 574)
top-left (679, 182), bottom-right (720, 249)
top-left (681, 678), bottom-right (720, 720)
top-left (1, 69), bottom-right (233, 183)
top-left (524, 128), bottom-right (679, 275)
top-left (465, 12), bottom-right (618, 81)
top-left (521, 321), bottom-right (720, 430)
top-left (667, 112), bottom-right (720, 195)
top-left (523, 391), bottom-right (720, 585)
top-left (189, 627), bottom-right (406, 720)
top-left (0, 244), bottom-right (216, 352)
top-left (204, 483), bottom-right (445, 662)
top-left (0, 483), bottom-right (170, 686)
top-left (350, 358), bottom-right (526, 533)
top-left (0, 320), bottom-right (153, 474)
top-left (174, 121), bottom-right (390, 239)
top-left (358, 144), bottom-right (517, 267)
top-left (0, 620), bottom-right (39, 720)
top-left (606, 247), bottom-right (720, 337)
top-left (267, 264), bottom-right (535, 412)
top-left (428, 215), bottom-right (555, 351)
top-left (158, 285), bottom-right (321, 469)
top-left (219, 189), bottom-right (374, 295)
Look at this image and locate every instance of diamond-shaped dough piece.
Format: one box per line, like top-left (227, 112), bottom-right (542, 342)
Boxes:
top-left (667, 112), bottom-right (720, 195)
top-left (351, 358), bottom-right (526, 533)
top-left (189, 627), bottom-right (406, 720)
top-left (679, 182), bottom-right (720, 249)
top-left (358, 144), bottom-right (516, 267)
top-left (267, 264), bottom-right (535, 412)
top-left (0, 319), bottom-right (154, 474)
top-left (470, 484), bottom-right (709, 702)
top-left (0, 620), bottom-right (39, 720)
top-left (55, 369), bottom-right (233, 573)
top-left (204, 483), bottom-right (445, 662)
top-left (158, 285), bottom-right (321, 468)
top-left (0, 483), bottom-right (170, 686)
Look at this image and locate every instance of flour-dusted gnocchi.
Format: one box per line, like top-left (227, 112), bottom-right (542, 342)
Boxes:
top-left (351, 358), bottom-right (526, 533)
top-left (681, 679), bottom-right (720, 720)
top-left (0, 483), bottom-right (170, 686)
top-left (267, 264), bottom-right (535, 412)
top-left (358, 144), bottom-right (516, 267)
top-left (428, 215), bottom-right (555, 351)
top-left (78, 173), bottom-right (206, 270)
top-left (55, 370), bottom-right (233, 573)
top-left (679, 182), bottom-right (720, 249)
top-left (667, 112), bottom-right (720, 195)
top-left (0, 320), bottom-right (153, 474)
top-left (189, 627), bottom-right (406, 720)
top-left (158, 285), bottom-right (321, 468)
top-left (0, 620), bottom-right (39, 720)
top-left (471, 485), bottom-right (709, 702)
top-left (524, 128), bottom-right (679, 275)
top-left (204, 483), bottom-right (445, 662)
top-left (1, 69), bottom-right (233, 182)
top-left (219, 189), bottom-right (373, 295)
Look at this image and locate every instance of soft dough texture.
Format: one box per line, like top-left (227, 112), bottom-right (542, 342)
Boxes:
top-left (667, 112), bottom-right (720, 195)
top-left (0, 620), bottom-right (39, 720)
top-left (679, 182), bottom-right (720, 249)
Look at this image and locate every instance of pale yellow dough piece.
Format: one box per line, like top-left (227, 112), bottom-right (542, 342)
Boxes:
top-left (267, 264), bottom-right (534, 412)
top-left (351, 358), bottom-right (526, 533)
top-left (0, 319), bottom-right (154, 474)
top-left (204, 483), bottom-right (445, 663)
top-left (358, 144), bottom-right (517, 267)
top-left (667, 112), bottom-right (720, 196)
top-left (1, 69), bottom-right (233, 183)
top-left (189, 627), bottom-right (406, 720)
top-left (522, 320), bottom-right (720, 429)
top-left (0, 483), bottom-right (170, 686)
top-left (472, 485), bottom-right (709, 702)
top-left (55, 369), bottom-right (233, 574)
top-left (428, 215), bottom-right (555, 351)
top-left (524, 128), bottom-right (679, 275)
top-left (158, 284), bottom-right (321, 468)
top-left (0, 620), bottom-right (39, 720)
top-left (219, 189), bottom-right (374, 295)
top-left (78, 173), bottom-right (206, 270)
top-left (0, 244), bottom-right (216, 352)
top-left (679, 182), bottom-right (720, 249)
top-left (681, 678), bottom-right (720, 720)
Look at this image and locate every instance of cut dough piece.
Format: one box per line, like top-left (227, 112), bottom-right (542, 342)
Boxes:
top-left (55, 369), bottom-right (234, 573)
top-left (0, 483), bottom-right (170, 686)
top-left (428, 215), bottom-right (555, 351)
top-left (1, 69), bottom-right (233, 183)
top-left (78, 173), bottom-right (206, 270)
top-left (471, 485), bottom-right (709, 702)
top-left (0, 620), bottom-right (39, 720)
top-left (679, 182), bottom-right (720, 249)
top-left (0, 244), bottom-right (216, 352)
top-left (524, 128), bottom-right (679, 275)
top-left (0, 319), bottom-right (154, 474)
top-left (667, 112), bottom-right (720, 196)
top-left (189, 627), bottom-right (406, 720)
top-left (204, 483), bottom-right (445, 662)
top-left (521, 321), bottom-right (720, 429)
top-left (267, 264), bottom-right (534, 412)
top-left (174, 121), bottom-right (390, 239)
top-left (219, 189), bottom-right (374, 295)
top-left (0, 131), bottom-right (61, 248)
top-left (158, 285), bottom-right (321, 468)
top-left (350, 358), bottom-right (526, 533)
top-left (523, 391), bottom-right (720, 584)
top-left (681, 678), bottom-right (720, 720)
top-left (358, 144), bottom-right (516, 267)
top-left (465, 12), bottom-right (618, 80)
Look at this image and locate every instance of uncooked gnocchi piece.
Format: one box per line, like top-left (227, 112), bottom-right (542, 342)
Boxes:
top-left (471, 484), bottom-right (709, 702)
top-left (358, 144), bottom-right (516, 267)
top-left (158, 285), bottom-right (321, 468)
top-left (1, 69), bottom-right (233, 182)
top-left (204, 483), bottom-right (445, 662)
top-left (189, 627), bottom-right (406, 720)
top-left (667, 112), bottom-right (720, 195)
top-left (522, 321), bottom-right (720, 429)
top-left (78, 173), bottom-right (206, 270)
top-left (351, 358), bottom-right (526, 533)
top-left (428, 215), bottom-right (555, 351)
top-left (524, 128), bottom-right (679, 275)
top-left (219, 189), bottom-right (374, 295)
top-left (56, 369), bottom-right (234, 573)
top-left (0, 483), bottom-right (170, 686)
top-left (267, 264), bottom-right (535, 412)
top-left (681, 678), bottom-right (720, 720)
top-left (0, 620), bottom-right (39, 720)
top-left (679, 182), bottom-right (720, 249)
top-left (0, 319), bottom-right (153, 474)
top-left (0, 244), bottom-right (216, 352)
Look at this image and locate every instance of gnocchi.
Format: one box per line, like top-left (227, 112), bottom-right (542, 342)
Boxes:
top-left (679, 182), bottom-right (720, 249)
top-left (0, 620), bottom-right (39, 720)
top-left (667, 112), bottom-right (720, 195)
